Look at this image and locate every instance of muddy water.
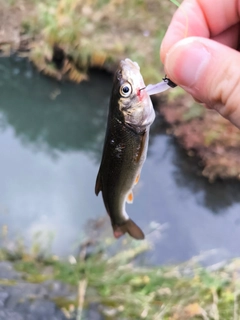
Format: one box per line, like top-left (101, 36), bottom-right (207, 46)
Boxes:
top-left (1, 56), bottom-right (240, 265)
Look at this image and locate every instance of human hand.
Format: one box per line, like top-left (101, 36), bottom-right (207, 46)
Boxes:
top-left (160, 0), bottom-right (240, 128)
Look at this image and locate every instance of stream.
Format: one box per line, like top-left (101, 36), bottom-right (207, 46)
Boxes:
top-left (1, 56), bottom-right (240, 266)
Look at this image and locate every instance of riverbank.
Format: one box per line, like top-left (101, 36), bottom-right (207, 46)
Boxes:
top-left (0, 261), bottom-right (73, 320)
top-left (1, 3), bottom-right (240, 317)
top-left (158, 89), bottom-right (240, 182)
top-left (0, 0), bottom-right (175, 82)
top-left (0, 220), bottom-right (239, 320)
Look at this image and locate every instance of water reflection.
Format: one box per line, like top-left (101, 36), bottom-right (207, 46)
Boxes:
top-left (1, 56), bottom-right (240, 265)
top-left (145, 115), bottom-right (240, 264)
top-left (0, 56), bottom-right (111, 159)
top-left (0, 56), bottom-right (110, 255)
top-left (172, 144), bottom-right (240, 214)
top-left (150, 114), bottom-right (240, 214)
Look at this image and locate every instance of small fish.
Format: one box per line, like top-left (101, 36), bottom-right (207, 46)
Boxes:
top-left (95, 58), bottom-right (155, 240)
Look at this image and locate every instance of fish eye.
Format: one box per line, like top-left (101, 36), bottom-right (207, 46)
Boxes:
top-left (120, 83), bottom-right (132, 97)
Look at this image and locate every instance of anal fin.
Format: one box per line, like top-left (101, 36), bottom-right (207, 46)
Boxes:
top-left (127, 191), bottom-right (133, 203)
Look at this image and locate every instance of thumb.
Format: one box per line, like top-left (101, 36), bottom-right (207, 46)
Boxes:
top-left (163, 37), bottom-right (240, 128)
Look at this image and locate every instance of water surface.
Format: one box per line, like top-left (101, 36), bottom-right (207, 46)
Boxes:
top-left (1, 56), bottom-right (240, 265)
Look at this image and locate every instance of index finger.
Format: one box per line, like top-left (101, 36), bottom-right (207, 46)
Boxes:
top-left (161, 0), bottom-right (240, 63)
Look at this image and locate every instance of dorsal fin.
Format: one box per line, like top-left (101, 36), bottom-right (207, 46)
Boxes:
top-left (95, 172), bottom-right (102, 196)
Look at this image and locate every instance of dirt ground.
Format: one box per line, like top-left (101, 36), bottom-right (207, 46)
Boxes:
top-left (0, 1), bottom-right (34, 54)
top-left (158, 92), bottom-right (240, 181)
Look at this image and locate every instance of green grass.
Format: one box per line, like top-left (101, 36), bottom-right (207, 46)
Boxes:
top-left (10, 250), bottom-right (240, 319)
top-left (0, 227), bottom-right (239, 319)
top-left (170, 0), bottom-right (181, 6)
top-left (19, 0), bottom-right (177, 83)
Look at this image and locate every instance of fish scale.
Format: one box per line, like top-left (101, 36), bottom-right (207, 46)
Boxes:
top-left (95, 58), bottom-right (155, 240)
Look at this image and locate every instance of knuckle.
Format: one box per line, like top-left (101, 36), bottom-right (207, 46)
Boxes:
top-left (210, 67), bottom-right (240, 119)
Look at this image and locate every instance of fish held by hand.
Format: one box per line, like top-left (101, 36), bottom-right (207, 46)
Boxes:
top-left (95, 58), bottom-right (155, 240)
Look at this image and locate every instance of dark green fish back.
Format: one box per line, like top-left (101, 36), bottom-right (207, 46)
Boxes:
top-left (95, 112), bottom-right (147, 225)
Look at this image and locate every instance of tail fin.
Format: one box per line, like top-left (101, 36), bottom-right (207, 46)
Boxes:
top-left (113, 219), bottom-right (145, 240)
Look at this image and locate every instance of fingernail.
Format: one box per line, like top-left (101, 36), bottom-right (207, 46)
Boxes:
top-left (165, 39), bottom-right (211, 87)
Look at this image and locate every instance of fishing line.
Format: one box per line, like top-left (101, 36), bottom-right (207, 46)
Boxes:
top-left (144, 0), bottom-right (189, 96)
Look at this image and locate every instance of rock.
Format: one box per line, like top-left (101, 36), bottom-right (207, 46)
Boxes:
top-left (0, 292), bottom-right (9, 307)
top-left (0, 310), bottom-right (25, 320)
top-left (87, 303), bottom-right (105, 320)
top-left (0, 262), bottom-right (70, 319)
top-left (0, 262), bottom-right (21, 280)
top-left (0, 261), bottom-right (104, 319)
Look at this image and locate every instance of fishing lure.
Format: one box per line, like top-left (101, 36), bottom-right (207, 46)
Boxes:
top-left (142, 76), bottom-right (177, 96)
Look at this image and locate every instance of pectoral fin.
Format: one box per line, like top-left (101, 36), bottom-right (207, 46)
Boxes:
top-left (134, 174), bottom-right (140, 185)
top-left (135, 131), bottom-right (147, 163)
